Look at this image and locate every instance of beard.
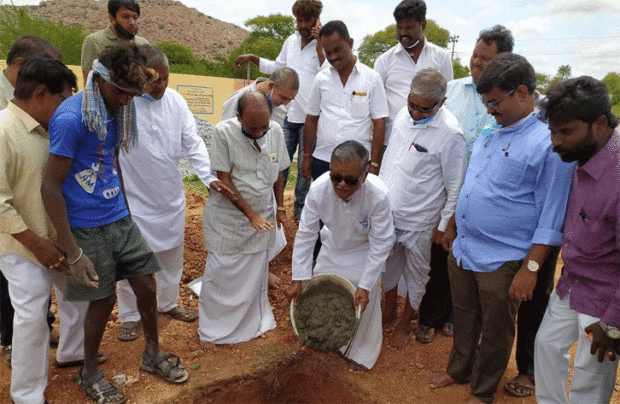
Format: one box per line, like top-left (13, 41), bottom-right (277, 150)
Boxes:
top-left (114, 22), bottom-right (137, 40)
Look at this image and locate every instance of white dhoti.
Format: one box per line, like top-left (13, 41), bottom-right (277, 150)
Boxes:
top-left (117, 243), bottom-right (185, 322)
top-left (198, 250), bottom-right (276, 344)
top-left (0, 254), bottom-right (86, 404)
top-left (535, 291), bottom-right (618, 404)
top-left (382, 228), bottom-right (434, 309)
top-left (314, 263), bottom-right (383, 370)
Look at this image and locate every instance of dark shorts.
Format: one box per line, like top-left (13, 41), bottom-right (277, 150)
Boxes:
top-left (66, 216), bottom-right (160, 301)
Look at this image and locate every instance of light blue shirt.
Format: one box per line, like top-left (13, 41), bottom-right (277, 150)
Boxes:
top-left (452, 112), bottom-right (575, 273)
top-left (444, 76), bottom-right (496, 162)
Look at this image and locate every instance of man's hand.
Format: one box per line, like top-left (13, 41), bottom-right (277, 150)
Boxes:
top-left (509, 266), bottom-right (537, 303)
top-left (249, 214), bottom-right (274, 233)
top-left (69, 252), bottom-right (99, 289)
top-left (354, 287), bottom-right (369, 313)
top-left (210, 180), bottom-right (237, 201)
top-left (441, 228), bottom-right (456, 252)
top-left (234, 54), bottom-right (258, 69)
top-left (276, 210), bottom-right (288, 229)
top-left (368, 165), bottom-right (379, 176)
top-left (432, 229), bottom-right (444, 245)
top-left (37, 239), bottom-right (70, 274)
top-left (585, 322), bottom-right (620, 362)
top-left (285, 280), bottom-right (303, 305)
top-left (301, 157), bottom-right (312, 180)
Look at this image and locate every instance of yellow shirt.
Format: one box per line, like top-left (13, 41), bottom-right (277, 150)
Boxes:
top-left (0, 102), bottom-right (57, 265)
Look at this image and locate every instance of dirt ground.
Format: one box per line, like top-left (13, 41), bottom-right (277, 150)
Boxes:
top-left (1, 190), bottom-right (619, 403)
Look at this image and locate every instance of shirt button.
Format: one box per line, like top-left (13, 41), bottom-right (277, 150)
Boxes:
top-left (465, 194), bottom-right (469, 198)
top-left (461, 235), bottom-right (464, 238)
top-left (462, 215), bottom-right (465, 219)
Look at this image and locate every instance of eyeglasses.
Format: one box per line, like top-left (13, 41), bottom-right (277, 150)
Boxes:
top-left (330, 174), bottom-right (361, 186)
top-left (407, 99), bottom-right (440, 114)
top-left (483, 89), bottom-right (515, 110)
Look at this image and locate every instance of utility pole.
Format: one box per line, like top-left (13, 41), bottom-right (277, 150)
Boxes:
top-left (449, 35), bottom-right (459, 62)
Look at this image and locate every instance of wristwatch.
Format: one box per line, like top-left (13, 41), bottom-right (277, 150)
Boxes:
top-left (369, 161), bottom-right (380, 169)
top-left (526, 260), bottom-right (540, 273)
top-left (599, 321), bottom-right (620, 339)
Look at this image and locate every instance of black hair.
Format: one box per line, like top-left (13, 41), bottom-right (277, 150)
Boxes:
top-left (97, 44), bottom-right (154, 91)
top-left (393, 0), bottom-right (426, 23)
top-left (7, 35), bottom-right (62, 65)
top-left (540, 76), bottom-right (618, 128)
top-left (292, 0), bottom-right (323, 20)
top-left (476, 53), bottom-right (536, 95)
top-left (13, 56), bottom-right (77, 100)
top-left (319, 20), bottom-right (350, 41)
top-left (477, 25), bottom-right (514, 53)
top-left (108, 0), bottom-right (140, 17)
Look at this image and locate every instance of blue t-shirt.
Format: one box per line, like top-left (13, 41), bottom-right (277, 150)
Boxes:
top-left (49, 92), bottom-right (128, 228)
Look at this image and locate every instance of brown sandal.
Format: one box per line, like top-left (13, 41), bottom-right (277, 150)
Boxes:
top-left (161, 306), bottom-right (196, 322)
top-left (118, 321), bottom-right (140, 341)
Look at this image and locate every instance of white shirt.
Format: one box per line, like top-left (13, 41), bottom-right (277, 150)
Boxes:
top-left (374, 41), bottom-right (453, 144)
top-left (292, 173), bottom-right (395, 291)
top-left (120, 89), bottom-right (216, 252)
top-left (306, 60), bottom-right (389, 162)
top-left (220, 79), bottom-right (287, 127)
top-left (0, 71), bottom-right (14, 110)
top-left (259, 32), bottom-right (324, 124)
top-left (380, 106), bottom-right (466, 232)
top-left (204, 118), bottom-right (290, 255)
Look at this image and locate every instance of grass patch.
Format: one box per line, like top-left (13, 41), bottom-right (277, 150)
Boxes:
top-left (182, 174), bottom-right (209, 195)
top-left (285, 160), bottom-right (298, 191)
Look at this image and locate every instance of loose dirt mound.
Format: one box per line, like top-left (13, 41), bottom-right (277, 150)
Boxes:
top-left (165, 353), bottom-right (375, 404)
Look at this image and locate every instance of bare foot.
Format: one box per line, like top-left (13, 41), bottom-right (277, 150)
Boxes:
top-left (268, 272), bottom-right (282, 289)
top-left (260, 331), bottom-right (270, 339)
top-left (428, 372), bottom-right (456, 389)
top-left (200, 341), bottom-right (217, 353)
top-left (465, 395), bottom-right (485, 403)
top-left (388, 326), bottom-right (411, 350)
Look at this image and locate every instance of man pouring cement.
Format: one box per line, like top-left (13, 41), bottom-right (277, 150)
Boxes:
top-left (286, 140), bottom-right (395, 371)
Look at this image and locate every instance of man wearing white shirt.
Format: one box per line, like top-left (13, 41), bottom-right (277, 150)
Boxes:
top-left (380, 68), bottom-right (466, 349)
top-left (302, 20), bottom-right (389, 180)
top-left (374, 0), bottom-right (453, 146)
top-left (234, 0), bottom-right (324, 221)
top-left (117, 45), bottom-right (231, 341)
top-left (287, 140), bottom-right (395, 370)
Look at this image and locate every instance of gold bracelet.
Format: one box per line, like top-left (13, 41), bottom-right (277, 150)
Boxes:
top-left (370, 161), bottom-right (380, 168)
top-left (277, 207), bottom-right (286, 212)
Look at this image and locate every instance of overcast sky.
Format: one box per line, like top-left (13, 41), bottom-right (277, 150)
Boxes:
top-left (9, 0), bottom-right (620, 79)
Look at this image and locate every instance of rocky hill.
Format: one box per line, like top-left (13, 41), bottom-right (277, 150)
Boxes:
top-left (22, 0), bottom-right (249, 61)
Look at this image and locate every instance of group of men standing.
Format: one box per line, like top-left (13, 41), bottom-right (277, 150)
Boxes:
top-left (0, 0), bottom-right (619, 403)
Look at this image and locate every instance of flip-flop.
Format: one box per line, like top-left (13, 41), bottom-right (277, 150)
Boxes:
top-left (54, 352), bottom-right (109, 368)
top-left (504, 375), bottom-right (535, 397)
top-left (161, 306), bottom-right (196, 322)
top-left (118, 321), bottom-right (140, 341)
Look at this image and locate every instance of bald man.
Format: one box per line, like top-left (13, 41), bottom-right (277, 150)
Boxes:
top-left (198, 92), bottom-right (290, 352)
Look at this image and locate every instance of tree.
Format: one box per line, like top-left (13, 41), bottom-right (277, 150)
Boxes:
top-left (452, 57), bottom-right (470, 80)
top-left (536, 73), bottom-right (552, 94)
top-left (602, 72), bottom-right (620, 106)
top-left (0, 6), bottom-right (86, 66)
top-left (244, 14), bottom-right (296, 41)
top-left (557, 65), bottom-right (572, 81)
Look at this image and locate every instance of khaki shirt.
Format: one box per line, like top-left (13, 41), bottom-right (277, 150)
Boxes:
top-left (0, 71), bottom-right (14, 110)
top-left (0, 103), bottom-right (57, 264)
top-left (81, 26), bottom-right (149, 72)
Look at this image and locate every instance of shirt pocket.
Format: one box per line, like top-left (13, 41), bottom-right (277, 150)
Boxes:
top-left (351, 93), bottom-right (370, 119)
top-left (494, 157), bottom-right (527, 190)
top-left (257, 152), bottom-right (280, 185)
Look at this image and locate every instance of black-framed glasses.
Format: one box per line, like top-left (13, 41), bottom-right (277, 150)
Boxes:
top-left (330, 174), bottom-right (361, 186)
top-left (407, 99), bottom-right (440, 113)
top-left (483, 89), bottom-right (515, 109)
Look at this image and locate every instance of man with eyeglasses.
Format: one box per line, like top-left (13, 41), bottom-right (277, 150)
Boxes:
top-left (379, 68), bottom-right (466, 350)
top-left (287, 140), bottom-right (394, 371)
top-left (199, 92), bottom-right (289, 353)
top-left (428, 53), bottom-right (574, 404)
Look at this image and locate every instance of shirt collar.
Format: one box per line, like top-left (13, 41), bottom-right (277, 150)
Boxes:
top-left (105, 25), bottom-right (120, 41)
top-left (0, 70), bottom-right (14, 100)
top-left (8, 102), bottom-right (47, 138)
top-left (578, 130), bottom-right (620, 181)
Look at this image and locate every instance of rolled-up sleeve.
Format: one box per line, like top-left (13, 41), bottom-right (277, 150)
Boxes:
top-left (532, 149), bottom-right (575, 246)
top-left (369, 74), bottom-right (389, 120)
top-left (0, 136), bottom-right (27, 235)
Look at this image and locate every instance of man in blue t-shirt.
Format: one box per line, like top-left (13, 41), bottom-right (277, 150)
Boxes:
top-left (42, 45), bottom-right (189, 404)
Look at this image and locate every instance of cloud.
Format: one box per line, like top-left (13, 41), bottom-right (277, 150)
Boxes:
top-left (505, 17), bottom-right (552, 36)
top-left (571, 38), bottom-right (620, 78)
top-left (550, 0), bottom-right (620, 14)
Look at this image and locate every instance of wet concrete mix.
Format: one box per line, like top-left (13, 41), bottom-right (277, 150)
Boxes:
top-left (294, 280), bottom-right (358, 352)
